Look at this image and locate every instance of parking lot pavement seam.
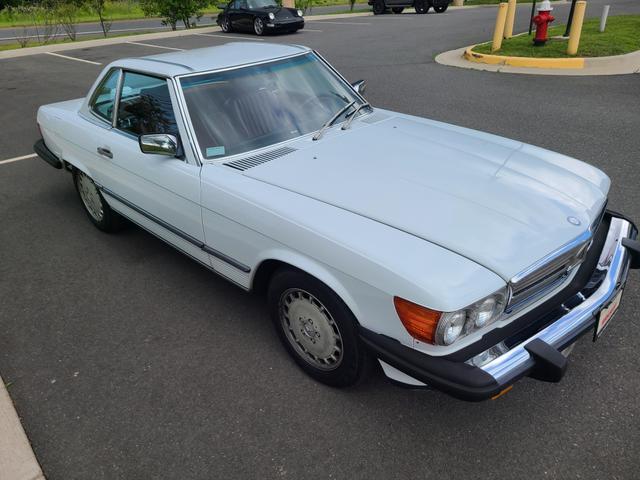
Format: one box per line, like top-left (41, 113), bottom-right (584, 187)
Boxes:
top-left (0, 376), bottom-right (45, 480)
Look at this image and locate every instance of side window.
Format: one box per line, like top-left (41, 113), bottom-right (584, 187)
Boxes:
top-left (115, 71), bottom-right (178, 137)
top-left (90, 69), bottom-right (119, 123)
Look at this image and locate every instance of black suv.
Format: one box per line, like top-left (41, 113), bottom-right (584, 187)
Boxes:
top-left (368, 0), bottom-right (450, 14)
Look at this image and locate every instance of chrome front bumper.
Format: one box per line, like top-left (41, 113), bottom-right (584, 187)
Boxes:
top-left (360, 214), bottom-right (637, 401)
top-left (480, 216), bottom-right (635, 385)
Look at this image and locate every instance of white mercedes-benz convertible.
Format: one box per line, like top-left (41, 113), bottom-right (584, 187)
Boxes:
top-left (35, 43), bottom-right (639, 401)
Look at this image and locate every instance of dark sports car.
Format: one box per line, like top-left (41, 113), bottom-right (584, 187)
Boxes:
top-left (217, 0), bottom-right (305, 36)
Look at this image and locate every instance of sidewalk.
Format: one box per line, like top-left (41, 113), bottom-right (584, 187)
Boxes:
top-left (0, 376), bottom-right (45, 480)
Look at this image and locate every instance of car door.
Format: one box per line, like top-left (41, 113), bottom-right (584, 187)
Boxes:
top-left (87, 70), bottom-right (208, 265)
top-left (228, 0), bottom-right (247, 30)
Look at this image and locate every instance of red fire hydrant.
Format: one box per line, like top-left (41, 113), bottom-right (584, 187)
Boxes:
top-left (533, 0), bottom-right (555, 46)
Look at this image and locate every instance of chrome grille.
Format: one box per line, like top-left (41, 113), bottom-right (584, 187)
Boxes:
top-left (508, 233), bottom-right (592, 311)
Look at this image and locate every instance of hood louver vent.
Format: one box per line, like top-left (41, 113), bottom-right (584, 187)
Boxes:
top-left (224, 146), bottom-right (297, 171)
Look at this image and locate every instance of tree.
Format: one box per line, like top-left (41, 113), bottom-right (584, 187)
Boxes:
top-left (89, 0), bottom-right (111, 37)
top-left (140, 0), bottom-right (209, 31)
top-left (55, 0), bottom-right (82, 41)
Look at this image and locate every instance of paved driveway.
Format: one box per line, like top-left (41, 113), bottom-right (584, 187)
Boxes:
top-left (1, 1), bottom-right (639, 478)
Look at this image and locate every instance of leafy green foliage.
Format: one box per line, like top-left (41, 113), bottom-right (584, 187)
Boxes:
top-left (140, 0), bottom-right (209, 29)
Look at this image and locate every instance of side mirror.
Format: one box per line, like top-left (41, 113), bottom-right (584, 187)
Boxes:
top-left (351, 79), bottom-right (366, 95)
top-left (139, 134), bottom-right (178, 156)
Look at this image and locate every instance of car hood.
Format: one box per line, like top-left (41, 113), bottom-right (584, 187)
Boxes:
top-left (241, 111), bottom-right (609, 280)
top-left (253, 6), bottom-right (298, 18)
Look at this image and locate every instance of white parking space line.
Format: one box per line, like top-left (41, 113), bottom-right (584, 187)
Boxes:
top-left (0, 153), bottom-right (37, 166)
top-left (193, 32), bottom-right (265, 41)
top-left (126, 41), bottom-right (185, 51)
top-left (302, 28), bottom-right (323, 32)
top-left (45, 52), bottom-right (102, 65)
top-left (312, 20), bottom-right (371, 25)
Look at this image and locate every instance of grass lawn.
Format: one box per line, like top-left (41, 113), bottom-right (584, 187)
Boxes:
top-left (0, 0), bottom-right (366, 28)
top-left (473, 15), bottom-right (640, 57)
top-left (0, 30), bottom-right (149, 51)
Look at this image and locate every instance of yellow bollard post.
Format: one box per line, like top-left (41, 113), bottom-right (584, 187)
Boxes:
top-left (492, 3), bottom-right (509, 52)
top-left (567, 1), bottom-right (587, 55)
top-left (504, 0), bottom-right (517, 38)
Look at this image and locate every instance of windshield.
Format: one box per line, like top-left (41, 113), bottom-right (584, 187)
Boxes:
top-left (247, 0), bottom-right (277, 8)
top-left (179, 53), bottom-right (366, 160)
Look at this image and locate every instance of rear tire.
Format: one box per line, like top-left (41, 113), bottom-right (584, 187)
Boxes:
top-left (392, 7), bottom-right (404, 13)
top-left (220, 16), bottom-right (233, 32)
top-left (73, 169), bottom-right (125, 233)
top-left (268, 268), bottom-right (370, 387)
top-left (433, 4), bottom-right (448, 12)
top-left (415, 0), bottom-right (429, 13)
top-left (373, 0), bottom-right (386, 15)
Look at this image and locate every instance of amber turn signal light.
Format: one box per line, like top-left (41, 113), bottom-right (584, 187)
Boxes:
top-left (393, 297), bottom-right (442, 344)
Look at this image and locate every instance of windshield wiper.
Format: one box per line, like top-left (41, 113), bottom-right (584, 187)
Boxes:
top-left (312, 100), bottom-right (356, 141)
top-left (341, 102), bottom-right (371, 131)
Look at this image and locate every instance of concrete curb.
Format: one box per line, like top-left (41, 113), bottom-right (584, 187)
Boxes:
top-left (0, 12), bottom-right (373, 60)
top-left (436, 45), bottom-right (640, 76)
top-left (0, 375), bottom-right (45, 480)
top-left (464, 46), bottom-right (585, 69)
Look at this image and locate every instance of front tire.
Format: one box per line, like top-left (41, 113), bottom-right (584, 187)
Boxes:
top-left (253, 17), bottom-right (265, 36)
top-left (73, 169), bottom-right (124, 232)
top-left (433, 4), bottom-right (448, 12)
top-left (372, 0), bottom-right (386, 15)
top-left (415, 0), bottom-right (429, 13)
top-left (268, 268), bottom-right (370, 387)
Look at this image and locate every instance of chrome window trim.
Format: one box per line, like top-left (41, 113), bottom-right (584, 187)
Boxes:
top-left (108, 68), bottom-right (198, 165)
top-left (170, 76), bottom-right (202, 166)
top-left (111, 68), bottom-right (125, 128)
top-left (173, 51), bottom-right (372, 165)
top-left (88, 67), bottom-right (121, 126)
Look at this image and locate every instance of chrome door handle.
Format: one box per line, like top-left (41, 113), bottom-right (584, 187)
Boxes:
top-left (97, 147), bottom-right (113, 159)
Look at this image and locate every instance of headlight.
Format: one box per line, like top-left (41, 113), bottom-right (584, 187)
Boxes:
top-left (297, 9), bottom-right (303, 16)
top-left (394, 289), bottom-right (507, 346)
top-left (436, 311), bottom-right (466, 345)
top-left (268, 12), bottom-right (275, 20)
top-left (435, 290), bottom-right (506, 345)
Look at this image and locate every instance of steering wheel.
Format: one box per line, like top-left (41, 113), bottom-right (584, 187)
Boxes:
top-left (299, 92), bottom-right (344, 115)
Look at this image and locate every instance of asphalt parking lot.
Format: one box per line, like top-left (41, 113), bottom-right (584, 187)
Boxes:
top-left (1, 1), bottom-right (639, 479)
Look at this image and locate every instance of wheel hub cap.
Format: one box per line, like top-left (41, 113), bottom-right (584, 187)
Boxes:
top-left (280, 289), bottom-right (343, 370)
top-left (77, 172), bottom-right (104, 221)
